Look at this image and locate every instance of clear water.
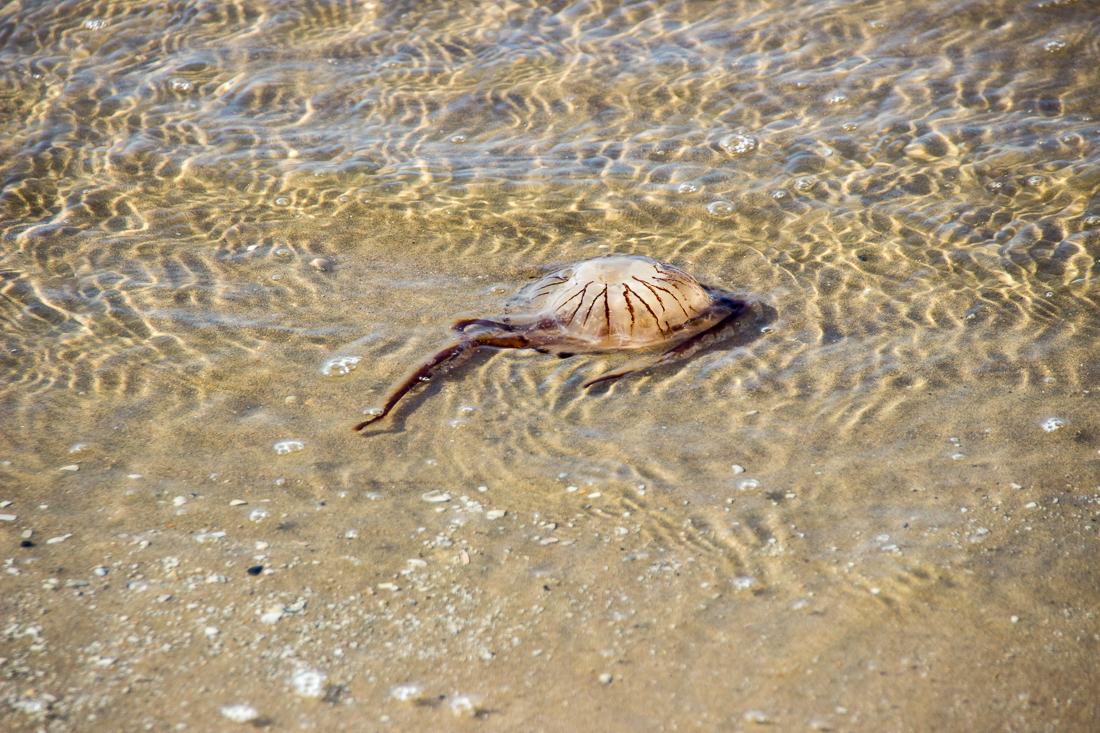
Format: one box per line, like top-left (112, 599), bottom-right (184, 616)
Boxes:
top-left (2, 0), bottom-right (1099, 730)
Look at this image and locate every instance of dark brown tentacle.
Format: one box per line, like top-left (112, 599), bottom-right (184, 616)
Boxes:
top-left (354, 340), bottom-right (471, 431)
top-left (472, 333), bottom-right (535, 349)
top-left (582, 366), bottom-right (636, 388)
top-left (452, 318), bottom-right (513, 333)
top-left (354, 330), bottom-right (540, 432)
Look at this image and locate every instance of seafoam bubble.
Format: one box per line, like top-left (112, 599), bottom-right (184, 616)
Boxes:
top-left (171, 78), bottom-right (193, 91)
top-left (731, 576), bottom-right (757, 591)
top-left (12, 698), bottom-right (47, 714)
top-left (273, 440), bottom-right (305, 455)
top-left (249, 509), bottom-right (270, 522)
top-left (719, 133), bottom-right (758, 155)
top-left (260, 607), bottom-right (284, 624)
top-left (677, 182), bottom-right (699, 194)
top-left (321, 356), bottom-right (362, 377)
top-left (449, 695), bottom-right (484, 717)
top-left (1041, 417), bottom-right (1065, 432)
top-left (291, 669), bottom-right (328, 699)
top-left (389, 683), bottom-right (425, 702)
top-left (220, 704), bottom-right (260, 724)
top-left (737, 478), bottom-right (760, 491)
top-left (743, 710), bottom-right (771, 724)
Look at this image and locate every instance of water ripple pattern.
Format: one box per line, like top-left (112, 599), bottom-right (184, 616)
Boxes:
top-left (2, 2), bottom-right (1096, 418)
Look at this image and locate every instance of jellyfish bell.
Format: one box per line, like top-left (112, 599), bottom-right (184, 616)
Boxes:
top-left (507, 255), bottom-right (720, 349)
top-left (354, 254), bottom-right (754, 432)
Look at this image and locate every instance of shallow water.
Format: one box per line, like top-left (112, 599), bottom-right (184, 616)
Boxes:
top-left (2, 0), bottom-right (1100, 730)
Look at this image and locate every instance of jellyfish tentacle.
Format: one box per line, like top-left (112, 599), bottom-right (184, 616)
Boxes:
top-left (583, 298), bottom-right (747, 388)
top-left (470, 332), bottom-right (536, 350)
top-left (354, 329), bottom-right (542, 432)
top-left (453, 317), bottom-right (514, 333)
top-left (354, 339), bottom-right (472, 431)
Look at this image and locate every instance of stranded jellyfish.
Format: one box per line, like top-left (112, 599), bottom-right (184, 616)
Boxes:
top-left (355, 254), bottom-right (754, 431)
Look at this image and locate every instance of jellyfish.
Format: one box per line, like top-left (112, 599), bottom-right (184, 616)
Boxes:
top-left (355, 254), bottom-right (755, 431)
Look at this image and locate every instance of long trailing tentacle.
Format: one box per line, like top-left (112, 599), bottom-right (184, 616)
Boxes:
top-left (452, 317), bottom-right (516, 333)
top-left (583, 298), bottom-right (749, 388)
top-left (354, 331), bottom-right (538, 432)
top-left (354, 339), bottom-right (471, 431)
